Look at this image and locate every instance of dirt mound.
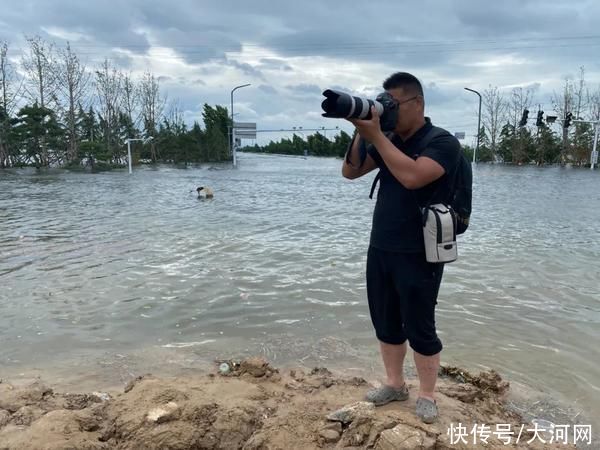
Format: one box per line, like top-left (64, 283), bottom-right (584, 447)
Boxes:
top-left (0, 358), bottom-right (576, 449)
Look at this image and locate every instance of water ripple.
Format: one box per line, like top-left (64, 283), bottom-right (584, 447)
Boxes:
top-left (1, 156), bottom-right (599, 428)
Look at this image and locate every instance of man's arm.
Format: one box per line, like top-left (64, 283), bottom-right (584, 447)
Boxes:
top-left (341, 133), bottom-right (378, 179)
top-left (369, 133), bottom-right (445, 189)
top-left (348, 107), bottom-right (445, 189)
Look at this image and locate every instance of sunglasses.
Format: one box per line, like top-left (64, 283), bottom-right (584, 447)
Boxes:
top-left (395, 95), bottom-right (419, 106)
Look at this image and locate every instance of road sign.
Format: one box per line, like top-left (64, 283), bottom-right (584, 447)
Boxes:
top-left (454, 132), bottom-right (465, 140)
top-left (234, 122), bottom-right (257, 139)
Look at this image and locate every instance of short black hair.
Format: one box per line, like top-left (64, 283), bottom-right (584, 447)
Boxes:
top-left (382, 72), bottom-right (424, 98)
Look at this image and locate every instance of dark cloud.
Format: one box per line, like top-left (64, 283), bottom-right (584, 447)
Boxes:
top-left (103, 52), bottom-right (134, 69)
top-left (454, 0), bottom-right (583, 37)
top-left (258, 84), bottom-right (278, 94)
top-left (4, 2), bottom-right (151, 56)
top-left (1, 0), bottom-right (598, 144)
top-left (150, 29), bottom-right (241, 65)
top-left (285, 84), bottom-right (321, 96)
top-left (226, 60), bottom-right (266, 81)
top-left (423, 82), bottom-right (454, 106)
top-left (258, 58), bottom-right (293, 72)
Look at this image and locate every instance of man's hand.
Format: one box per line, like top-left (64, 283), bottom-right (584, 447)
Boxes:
top-left (347, 106), bottom-right (385, 143)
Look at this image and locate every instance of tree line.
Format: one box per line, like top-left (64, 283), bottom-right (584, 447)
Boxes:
top-left (0, 37), bottom-right (231, 170)
top-left (2, 37), bottom-right (598, 169)
top-left (473, 67), bottom-right (600, 165)
top-left (244, 67), bottom-right (599, 166)
top-left (241, 130), bottom-right (353, 158)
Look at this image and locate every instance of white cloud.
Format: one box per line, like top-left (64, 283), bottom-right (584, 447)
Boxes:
top-left (465, 54), bottom-right (529, 68)
top-left (1, 0), bottom-right (599, 145)
top-left (40, 26), bottom-right (88, 42)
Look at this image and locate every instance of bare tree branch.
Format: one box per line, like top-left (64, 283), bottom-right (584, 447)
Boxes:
top-left (589, 85), bottom-right (600, 122)
top-left (20, 35), bottom-right (60, 165)
top-left (139, 71), bottom-right (166, 162)
top-left (0, 41), bottom-right (20, 167)
top-left (552, 76), bottom-right (577, 164)
top-left (55, 42), bottom-right (91, 162)
top-left (95, 59), bottom-right (123, 161)
top-left (121, 73), bottom-right (141, 129)
top-left (482, 85), bottom-right (508, 158)
top-left (573, 66), bottom-right (588, 120)
top-left (21, 35), bottom-right (58, 109)
top-left (509, 86), bottom-right (535, 127)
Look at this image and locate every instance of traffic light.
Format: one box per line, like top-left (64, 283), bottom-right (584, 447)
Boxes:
top-left (564, 112), bottom-right (573, 128)
top-left (519, 109), bottom-right (529, 127)
top-left (536, 110), bottom-right (544, 127)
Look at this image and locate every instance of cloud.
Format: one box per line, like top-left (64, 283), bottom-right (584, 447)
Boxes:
top-left (226, 60), bottom-right (266, 81)
top-left (1, 0), bottom-right (599, 145)
top-left (258, 84), bottom-right (278, 94)
top-left (285, 83), bottom-right (321, 96)
top-left (257, 58), bottom-right (293, 73)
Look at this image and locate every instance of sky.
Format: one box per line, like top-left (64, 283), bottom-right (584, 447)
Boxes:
top-left (1, 0), bottom-right (599, 146)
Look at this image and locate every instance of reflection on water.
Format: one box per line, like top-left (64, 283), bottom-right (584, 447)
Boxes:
top-left (1, 154), bottom-right (599, 429)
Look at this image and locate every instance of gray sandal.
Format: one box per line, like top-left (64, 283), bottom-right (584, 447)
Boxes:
top-left (365, 384), bottom-right (409, 406)
top-left (416, 397), bottom-right (438, 423)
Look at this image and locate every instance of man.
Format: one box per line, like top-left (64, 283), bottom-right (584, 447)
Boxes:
top-left (342, 72), bottom-right (460, 423)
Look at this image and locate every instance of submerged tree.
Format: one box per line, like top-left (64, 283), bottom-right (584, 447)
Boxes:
top-left (55, 42), bottom-right (90, 163)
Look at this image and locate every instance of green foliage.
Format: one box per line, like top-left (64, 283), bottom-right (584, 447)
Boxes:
top-left (474, 126), bottom-right (494, 162)
top-left (202, 104), bottom-right (230, 161)
top-left (0, 101), bottom-right (234, 168)
top-left (570, 122), bottom-right (594, 166)
top-left (496, 122), bottom-right (562, 165)
top-left (536, 126), bottom-right (562, 165)
top-left (12, 103), bottom-right (64, 167)
top-left (334, 130), bottom-right (352, 158)
top-left (0, 96), bottom-right (592, 170)
top-left (243, 129), bottom-right (352, 158)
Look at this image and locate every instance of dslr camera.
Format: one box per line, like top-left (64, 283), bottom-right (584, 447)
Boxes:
top-left (321, 89), bottom-right (399, 131)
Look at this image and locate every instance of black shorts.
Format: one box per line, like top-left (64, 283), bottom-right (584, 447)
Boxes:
top-left (366, 246), bottom-right (444, 356)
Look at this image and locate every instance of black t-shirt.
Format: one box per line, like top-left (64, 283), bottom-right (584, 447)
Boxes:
top-left (366, 118), bottom-right (461, 252)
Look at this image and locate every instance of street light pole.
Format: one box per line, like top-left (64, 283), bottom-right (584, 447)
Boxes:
top-left (464, 87), bottom-right (482, 164)
top-left (127, 140), bottom-right (132, 174)
top-left (591, 123), bottom-right (599, 170)
top-left (124, 136), bottom-right (153, 174)
top-left (230, 83), bottom-right (251, 167)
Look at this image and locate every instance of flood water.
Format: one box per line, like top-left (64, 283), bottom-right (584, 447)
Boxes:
top-left (1, 153), bottom-right (599, 433)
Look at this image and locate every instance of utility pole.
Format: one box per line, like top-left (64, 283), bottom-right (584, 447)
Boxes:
top-left (124, 136), bottom-right (153, 174)
top-left (518, 108), bottom-right (529, 163)
top-left (592, 123), bottom-right (599, 170)
top-left (560, 112), bottom-right (574, 165)
top-left (230, 83), bottom-right (251, 167)
top-left (561, 128), bottom-right (569, 164)
top-left (464, 87), bottom-right (482, 164)
top-left (535, 106), bottom-right (544, 164)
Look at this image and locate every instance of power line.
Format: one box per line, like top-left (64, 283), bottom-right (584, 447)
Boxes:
top-left (8, 35), bottom-right (600, 60)
top-left (64, 42), bottom-right (600, 59)
top-left (255, 127), bottom-right (342, 133)
top-left (59, 34), bottom-right (600, 50)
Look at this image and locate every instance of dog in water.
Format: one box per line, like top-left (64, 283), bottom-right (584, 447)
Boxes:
top-left (196, 186), bottom-right (214, 199)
